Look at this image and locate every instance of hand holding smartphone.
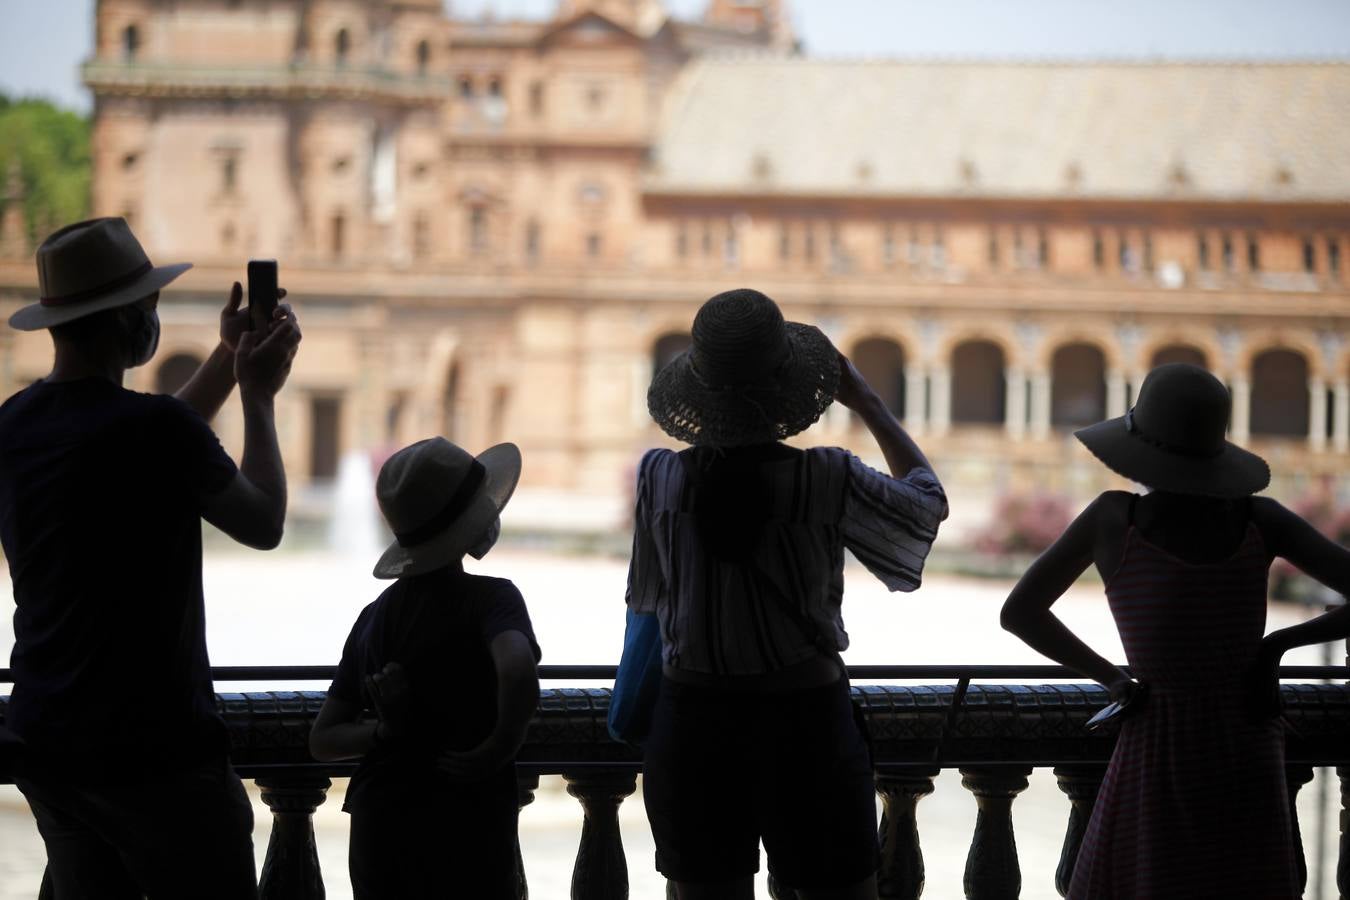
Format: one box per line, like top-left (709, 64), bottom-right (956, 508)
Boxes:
top-left (247, 259), bottom-right (279, 333)
top-left (1086, 682), bottom-right (1148, 733)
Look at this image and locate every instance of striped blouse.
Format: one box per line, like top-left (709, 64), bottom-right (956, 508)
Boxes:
top-left (625, 446), bottom-right (948, 676)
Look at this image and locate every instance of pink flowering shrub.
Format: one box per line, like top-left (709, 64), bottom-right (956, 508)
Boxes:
top-left (975, 493), bottom-right (1074, 557)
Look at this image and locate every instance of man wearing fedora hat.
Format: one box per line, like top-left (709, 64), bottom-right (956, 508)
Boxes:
top-left (0, 217), bottom-right (302, 897)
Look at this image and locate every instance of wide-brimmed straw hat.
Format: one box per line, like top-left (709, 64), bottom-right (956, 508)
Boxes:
top-left (647, 288), bottom-right (839, 446)
top-left (373, 438), bottom-right (522, 579)
top-left (9, 217), bottom-right (192, 332)
top-left (1075, 363), bottom-right (1269, 499)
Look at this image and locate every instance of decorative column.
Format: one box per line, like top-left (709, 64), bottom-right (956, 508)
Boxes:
top-left (1052, 766), bottom-right (1106, 897)
top-left (1230, 376), bottom-right (1251, 443)
top-left (1106, 370), bottom-right (1128, 419)
top-left (960, 767), bottom-right (1032, 900)
top-left (1004, 369), bottom-right (1027, 441)
top-left (1029, 373), bottom-right (1052, 440)
top-left (1309, 376), bottom-right (1328, 451)
top-left (1334, 380), bottom-right (1349, 453)
top-left (929, 366), bottom-right (952, 437)
top-left (905, 365), bottom-right (929, 436)
top-left (876, 769), bottom-right (940, 900)
top-left (517, 773), bottom-right (540, 900)
top-left (1284, 765), bottom-right (1315, 895)
top-left (564, 770), bottom-right (638, 900)
top-left (257, 775), bottom-right (331, 900)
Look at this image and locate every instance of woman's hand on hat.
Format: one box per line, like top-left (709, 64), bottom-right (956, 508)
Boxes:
top-left (834, 351), bottom-right (877, 412)
top-left (235, 304), bottom-right (302, 398)
top-left (219, 282), bottom-right (290, 353)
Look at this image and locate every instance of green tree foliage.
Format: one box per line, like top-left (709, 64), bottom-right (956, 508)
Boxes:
top-left (0, 93), bottom-right (91, 247)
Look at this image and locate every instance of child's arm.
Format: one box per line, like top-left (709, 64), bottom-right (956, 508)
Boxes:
top-left (439, 630), bottom-right (540, 780)
top-left (1001, 496), bottom-right (1135, 697)
top-left (1254, 497), bottom-right (1350, 658)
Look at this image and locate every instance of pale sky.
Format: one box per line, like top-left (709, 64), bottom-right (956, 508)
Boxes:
top-left (2, 0), bottom-right (1348, 112)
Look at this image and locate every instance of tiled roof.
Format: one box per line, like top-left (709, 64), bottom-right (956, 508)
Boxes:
top-left (648, 58), bottom-right (1350, 202)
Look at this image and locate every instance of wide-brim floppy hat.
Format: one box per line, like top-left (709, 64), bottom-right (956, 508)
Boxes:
top-left (373, 438), bottom-right (522, 579)
top-left (648, 288), bottom-right (839, 446)
top-left (1075, 363), bottom-right (1270, 499)
top-left (9, 217), bottom-right (192, 332)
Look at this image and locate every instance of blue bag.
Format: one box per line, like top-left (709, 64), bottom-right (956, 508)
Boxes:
top-left (607, 608), bottom-right (663, 746)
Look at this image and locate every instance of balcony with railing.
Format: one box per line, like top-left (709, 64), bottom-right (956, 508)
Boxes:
top-left (3, 664), bottom-right (1348, 899)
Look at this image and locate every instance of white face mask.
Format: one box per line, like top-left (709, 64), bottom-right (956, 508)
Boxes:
top-left (467, 516), bottom-right (501, 560)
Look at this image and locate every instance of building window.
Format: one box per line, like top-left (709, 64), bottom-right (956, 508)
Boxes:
top-left (331, 212), bottom-right (346, 259)
top-left (1118, 232), bottom-right (1134, 273)
top-left (987, 230), bottom-right (999, 268)
top-left (468, 206), bottom-right (487, 254)
top-left (1037, 227), bottom-right (1050, 268)
top-left (578, 182), bottom-right (606, 205)
top-left (882, 224), bottom-right (896, 266)
top-left (803, 225), bottom-right (816, 263)
top-left (586, 233), bottom-right (602, 259)
top-left (524, 219), bottom-right (540, 263)
top-left (1329, 238), bottom-right (1342, 278)
top-left (724, 220), bottom-right (740, 267)
top-left (675, 222), bottom-right (688, 260)
top-left (1303, 237), bottom-right (1317, 273)
top-left (412, 212), bottom-right (430, 260)
top-left (1196, 232), bottom-right (1210, 270)
top-left (1092, 231), bottom-right (1104, 270)
top-left (779, 223), bottom-right (791, 261)
top-left (1247, 234), bottom-right (1260, 271)
top-left (529, 81), bottom-right (545, 117)
top-left (121, 151), bottom-right (139, 171)
top-left (221, 223), bottom-right (236, 248)
top-left (459, 76), bottom-right (474, 99)
top-left (931, 227), bottom-right (946, 268)
top-left (586, 85), bottom-right (606, 112)
top-left (335, 29), bottom-right (351, 66)
top-left (221, 155), bottom-right (238, 195)
top-left (907, 227), bottom-right (922, 266)
top-left (1221, 233), bottom-right (1234, 271)
top-left (1142, 233), bottom-right (1153, 272)
top-left (415, 40), bottom-right (430, 76)
top-left (122, 24), bottom-right (140, 61)
top-left (700, 222), bottom-right (713, 257)
top-left (487, 77), bottom-right (503, 98)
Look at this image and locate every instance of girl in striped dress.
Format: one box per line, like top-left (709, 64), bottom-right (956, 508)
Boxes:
top-left (1001, 363), bottom-right (1350, 899)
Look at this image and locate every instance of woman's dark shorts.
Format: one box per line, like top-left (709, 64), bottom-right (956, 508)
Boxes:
top-left (642, 676), bottom-right (879, 889)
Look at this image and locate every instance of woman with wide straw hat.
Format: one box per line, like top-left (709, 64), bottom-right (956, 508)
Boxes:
top-left (309, 437), bottom-right (542, 899)
top-left (1001, 363), bottom-right (1350, 899)
top-left (630, 288), bottom-right (949, 900)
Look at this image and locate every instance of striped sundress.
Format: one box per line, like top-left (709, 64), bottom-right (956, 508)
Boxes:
top-left (1068, 506), bottom-right (1299, 899)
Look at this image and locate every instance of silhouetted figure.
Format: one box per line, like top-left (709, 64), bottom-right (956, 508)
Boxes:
top-left (309, 437), bottom-right (539, 900)
top-left (1002, 363), bottom-right (1350, 899)
top-left (0, 217), bottom-right (301, 897)
top-left (630, 289), bottom-right (948, 900)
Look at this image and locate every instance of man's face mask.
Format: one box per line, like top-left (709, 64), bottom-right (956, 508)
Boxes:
top-left (467, 517), bottom-right (501, 560)
top-left (118, 302), bottom-right (160, 368)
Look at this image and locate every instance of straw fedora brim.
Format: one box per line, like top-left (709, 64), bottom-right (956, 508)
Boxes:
top-left (1075, 416), bottom-right (1270, 499)
top-left (9, 262), bottom-right (193, 332)
top-left (647, 321), bottom-right (839, 447)
top-left (372, 442), bottom-right (522, 579)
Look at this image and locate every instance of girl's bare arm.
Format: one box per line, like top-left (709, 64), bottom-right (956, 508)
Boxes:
top-left (1255, 497), bottom-right (1350, 657)
top-left (1001, 495), bottom-right (1133, 695)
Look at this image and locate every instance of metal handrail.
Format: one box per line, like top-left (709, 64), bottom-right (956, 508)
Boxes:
top-left (0, 664), bottom-right (1345, 684)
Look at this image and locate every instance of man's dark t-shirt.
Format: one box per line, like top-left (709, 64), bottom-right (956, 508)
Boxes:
top-left (329, 569), bottom-right (541, 810)
top-left (0, 378), bottom-right (238, 781)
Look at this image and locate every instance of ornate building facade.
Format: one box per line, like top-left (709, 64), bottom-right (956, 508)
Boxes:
top-left (0, 0), bottom-right (1347, 536)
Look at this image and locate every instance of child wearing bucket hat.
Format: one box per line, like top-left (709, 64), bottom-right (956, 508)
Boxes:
top-left (309, 438), bottom-right (540, 899)
top-left (631, 289), bottom-right (949, 899)
top-left (1001, 363), bottom-right (1350, 899)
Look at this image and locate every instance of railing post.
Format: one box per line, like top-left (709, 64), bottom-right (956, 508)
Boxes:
top-left (564, 769), bottom-right (637, 900)
top-left (1052, 766), bottom-right (1105, 897)
top-left (1339, 766), bottom-right (1350, 899)
top-left (876, 768), bottom-right (940, 900)
top-left (960, 766), bottom-right (1032, 900)
top-left (256, 775), bottom-right (331, 900)
top-left (1287, 764), bottom-right (1315, 895)
top-left (517, 772), bottom-right (540, 900)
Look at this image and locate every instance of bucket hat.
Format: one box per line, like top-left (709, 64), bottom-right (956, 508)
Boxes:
top-left (9, 217), bottom-right (192, 331)
top-left (1074, 363), bottom-right (1269, 498)
top-left (373, 438), bottom-right (522, 579)
top-left (647, 288), bottom-right (839, 446)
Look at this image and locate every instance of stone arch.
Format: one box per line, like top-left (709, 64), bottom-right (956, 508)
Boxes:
top-left (1237, 334), bottom-right (1326, 380)
top-left (154, 351), bottom-right (204, 395)
top-left (122, 24), bottom-right (141, 61)
top-left (951, 339), bottom-right (1006, 426)
top-left (415, 38), bottom-right (431, 75)
top-left (1038, 331), bottom-right (1121, 375)
top-left (1051, 343), bottom-right (1107, 428)
top-left (1250, 348), bottom-right (1310, 438)
top-left (851, 336), bottom-right (906, 418)
top-left (334, 27), bottom-right (352, 65)
top-left (1148, 343), bottom-right (1210, 370)
top-left (442, 360), bottom-right (462, 441)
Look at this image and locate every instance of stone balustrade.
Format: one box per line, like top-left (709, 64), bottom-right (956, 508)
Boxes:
top-left (4, 676), bottom-right (1350, 899)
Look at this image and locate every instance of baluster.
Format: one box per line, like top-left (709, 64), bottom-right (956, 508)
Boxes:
top-left (876, 768), bottom-right (939, 899)
top-left (1287, 764), bottom-right (1315, 895)
top-left (960, 767), bottom-right (1032, 900)
top-left (1339, 766), bottom-right (1350, 900)
top-left (1052, 766), bottom-right (1105, 897)
top-left (768, 873), bottom-right (799, 899)
top-left (517, 772), bottom-right (540, 900)
top-left (256, 775), bottom-right (331, 900)
top-left (564, 769), bottom-right (638, 900)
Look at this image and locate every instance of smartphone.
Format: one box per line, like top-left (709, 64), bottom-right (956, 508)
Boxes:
top-left (1085, 683), bottom-right (1147, 733)
top-left (247, 259), bottom-right (279, 333)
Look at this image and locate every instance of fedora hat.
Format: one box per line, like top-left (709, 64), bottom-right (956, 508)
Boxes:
top-left (647, 288), bottom-right (839, 446)
top-left (1075, 363), bottom-right (1269, 499)
top-left (373, 438), bottom-right (522, 579)
top-left (9, 217), bottom-right (192, 332)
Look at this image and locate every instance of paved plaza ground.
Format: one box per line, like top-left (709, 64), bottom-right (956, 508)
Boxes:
top-left (0, 547), bottom-right (1341, 898)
